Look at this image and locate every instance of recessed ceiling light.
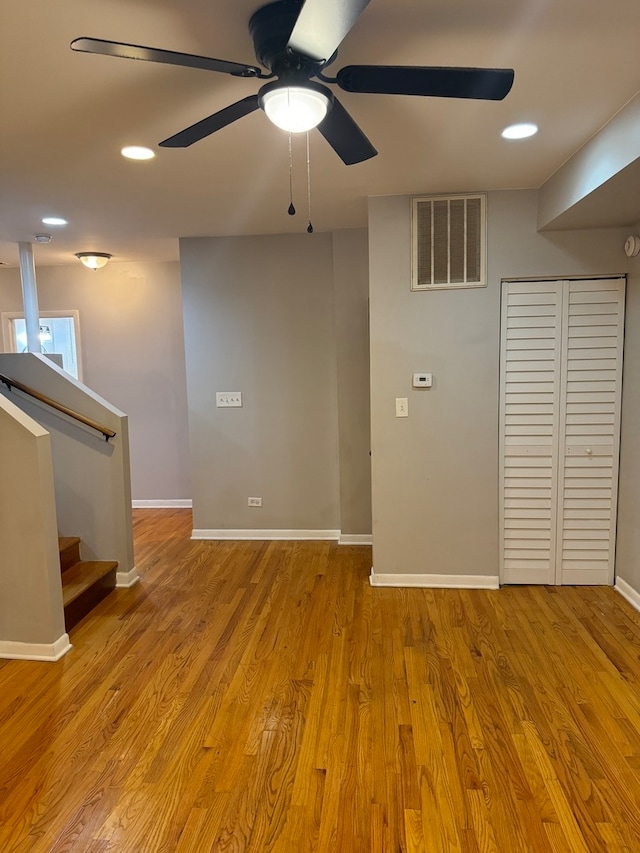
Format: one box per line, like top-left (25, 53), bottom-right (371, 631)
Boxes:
top-left (121, 145), bottom-right (155, 160)
top-left (42, 216), bottom-right (68, 226)
top-left (501, 122), bottom-right (538, 140)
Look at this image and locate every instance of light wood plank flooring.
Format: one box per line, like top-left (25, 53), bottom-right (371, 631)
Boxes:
top-left (1, 509), bottom-right (640, 851)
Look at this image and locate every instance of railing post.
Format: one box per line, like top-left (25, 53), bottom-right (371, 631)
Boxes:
top-left (18, 241), bottom-right (41, 353)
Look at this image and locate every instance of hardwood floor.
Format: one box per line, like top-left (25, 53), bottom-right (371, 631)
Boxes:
top-left (2, 509), bottom-right (640, 851)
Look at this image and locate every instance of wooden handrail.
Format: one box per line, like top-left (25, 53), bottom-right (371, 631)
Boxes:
top-left (0, 372), bottom-right (116, 441)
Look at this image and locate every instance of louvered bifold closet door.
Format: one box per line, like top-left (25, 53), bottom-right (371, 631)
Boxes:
top-left (500, 281), bottom-right (562, 584)
top-left (555, 278), bottom-right (625, 584)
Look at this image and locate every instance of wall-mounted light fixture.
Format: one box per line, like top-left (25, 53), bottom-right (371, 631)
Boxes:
top-left (75, 252), bottom-right (112, 270)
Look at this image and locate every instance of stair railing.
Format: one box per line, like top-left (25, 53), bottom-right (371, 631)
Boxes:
top-left (0, 372), bottom-right (116, 441)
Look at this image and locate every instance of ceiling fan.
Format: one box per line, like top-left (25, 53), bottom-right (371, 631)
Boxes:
top-left (71, 0), bottom-right (515, 166)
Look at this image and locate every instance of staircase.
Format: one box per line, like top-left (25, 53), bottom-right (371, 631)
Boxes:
top-left (59, 537), bottom-right (118, 630)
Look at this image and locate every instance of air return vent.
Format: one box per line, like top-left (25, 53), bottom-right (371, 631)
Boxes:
top-left (411, 194), bottom-right (486, 290)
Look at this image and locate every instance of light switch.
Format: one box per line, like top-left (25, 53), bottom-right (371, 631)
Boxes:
top-left (216, 391), bottom-right (242, 408)
top-left (395, 397), bottom-right (408, 417)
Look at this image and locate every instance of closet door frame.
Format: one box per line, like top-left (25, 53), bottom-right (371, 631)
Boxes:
top-left (499, 275), bottom-right (626, 587)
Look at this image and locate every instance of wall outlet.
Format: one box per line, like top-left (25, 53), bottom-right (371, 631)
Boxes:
top-left (248, 497), bottom-right (262, 507)
top-left (216, 391), bottom-right (243, 407)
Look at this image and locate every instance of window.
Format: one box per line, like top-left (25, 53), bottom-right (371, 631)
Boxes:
top-left (1, 311), bottom-right (82, 380)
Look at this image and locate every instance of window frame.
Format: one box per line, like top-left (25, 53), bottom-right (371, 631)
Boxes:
top-left (1, 310), bottom-right (83, 381)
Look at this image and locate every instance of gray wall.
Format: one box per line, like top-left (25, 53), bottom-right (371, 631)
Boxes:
top-left (0, 261), bottom-right (191, 501)
top-left (181, 233), bottom-right (340, 532)
top-left (180, 230), bottom-right (372, 535)
top-left (0, 353), bottom-right (135, 578)
top-left (0, 394), bottom-right (66, 649)
top-left (333, 229), bottom-right (372, 536)
top-left (368, 189), bottom-right (631, 579)
top-left (0, 242), bottom-right (373, 532)
top-left (616, 220), bottom-right (640, 592)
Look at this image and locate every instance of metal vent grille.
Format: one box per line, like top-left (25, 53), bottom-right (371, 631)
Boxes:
top-left (411, 194), bottom-right (486, 290)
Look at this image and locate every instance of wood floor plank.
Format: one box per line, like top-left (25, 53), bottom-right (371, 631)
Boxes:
top-left (2, 509), bottom-right (640, 850)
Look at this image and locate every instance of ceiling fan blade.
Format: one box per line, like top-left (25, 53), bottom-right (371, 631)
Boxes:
top-left (337, 65), bottom-right (515, 100)
top-left (317, 96), bottom-right (377, 165)
top-left (71, 37), bottom-right (264, 78)
top-left (159, 95), bottom-right (261, 148)
top-left (288, 0), bottom-right (371, 62)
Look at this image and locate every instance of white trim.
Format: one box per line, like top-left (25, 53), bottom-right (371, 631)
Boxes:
top-left (0, 633), bottom-right (72, 661)
top-left (615, 577), bottom-right (640, 613)
top-left (339, 534), bottom-right (373, 545)
top-left (132, 499), bottom-right (192, 508)
top-left (192, 528), bottom-right (340, 541)
top-left (369, 570), bottom-right (500, 589)
top-left (116, 567), bottom-right (140, 588)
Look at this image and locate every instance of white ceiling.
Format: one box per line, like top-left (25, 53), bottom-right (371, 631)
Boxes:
top-left (1, 0), bottom-right (639, 267)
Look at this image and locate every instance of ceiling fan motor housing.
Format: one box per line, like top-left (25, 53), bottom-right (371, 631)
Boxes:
top-left (249, 0), bottom-right (330, 76)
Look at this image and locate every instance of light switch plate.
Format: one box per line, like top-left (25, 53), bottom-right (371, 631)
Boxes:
top-left (216, 391), bottom-right (242, 408)
top-left (395, 397), bottom-right (408, 417)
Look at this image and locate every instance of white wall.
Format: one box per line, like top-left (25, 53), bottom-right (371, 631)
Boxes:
top-left (368, 189), bottom-right (631, 581)
top-left (0, 261), bottom-right (191, 501)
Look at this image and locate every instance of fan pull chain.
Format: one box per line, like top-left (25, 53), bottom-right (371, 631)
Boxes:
top-left (287, 132), bottom-right (296, 216)
top-left (306, 131), bottom-right (313, 234)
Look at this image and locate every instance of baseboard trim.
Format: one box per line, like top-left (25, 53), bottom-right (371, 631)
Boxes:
top-left (615, 577), bottom-right (640, 613)
top-left (192, 529), bottom-right (340, 541)
top-left (339, 534), bottom-right (373, 545)
top-left (369, 570), bottom-right (500, 589)
top-left (0, 633), bottom-right (72, 662)
top-left (116, 567), bottom-right (140, 588)
top-left (132, 500), bottom-right (192, 508)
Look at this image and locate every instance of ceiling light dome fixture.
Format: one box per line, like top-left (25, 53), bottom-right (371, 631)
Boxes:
top-left (75, 251), bottom-right (112, 270)
top-left (259, 81), bottom-right (331, 133)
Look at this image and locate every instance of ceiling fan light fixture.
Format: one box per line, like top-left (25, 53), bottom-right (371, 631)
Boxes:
top-left (259, 82), bottom-right (331, 133)
top-left (75, 251), bottom-right (112, 270)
